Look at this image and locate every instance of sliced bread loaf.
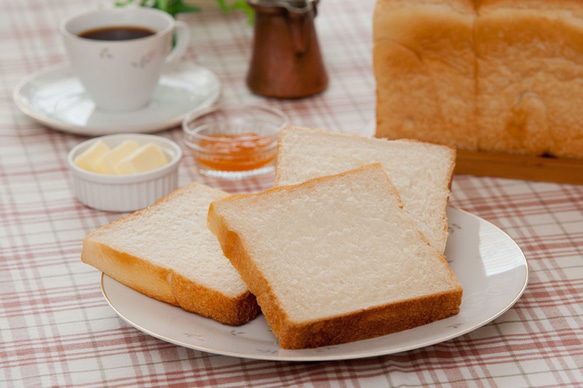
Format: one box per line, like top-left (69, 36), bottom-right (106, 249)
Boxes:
top-left (373, 0), bottom-right (583, 159)
top-left (275, 126), bottom-right (456, 254)
top-left (373, 0), bottom-right (477, 151)
top-left (81, 182), bottom-right (259, 326)
top-left (208, 164), bottom-right (463, 349)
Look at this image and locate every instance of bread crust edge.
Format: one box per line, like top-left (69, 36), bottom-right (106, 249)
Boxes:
top-left (81, 239), bottom-right (258, 326)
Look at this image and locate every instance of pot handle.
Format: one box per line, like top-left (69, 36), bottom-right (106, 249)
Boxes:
top-left (286, 0), bottom-right (315, 55)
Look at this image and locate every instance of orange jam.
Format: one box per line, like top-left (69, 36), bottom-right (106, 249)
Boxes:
top-left (194, 133), bottom-right (276, 171)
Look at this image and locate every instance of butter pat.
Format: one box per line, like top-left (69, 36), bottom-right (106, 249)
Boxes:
top-left (74, 140), bottom-right (110, 173)
top-left (117, 143), bottom-right (169, 174)
top-left (97, 140), bottom-right (140, 174)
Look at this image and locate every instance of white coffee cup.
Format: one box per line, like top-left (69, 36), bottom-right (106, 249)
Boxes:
top-left (60, 7), bottom-right (190, 112)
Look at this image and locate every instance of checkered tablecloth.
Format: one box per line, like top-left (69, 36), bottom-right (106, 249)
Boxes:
top-left (1, 0), bottom-right (582, 387)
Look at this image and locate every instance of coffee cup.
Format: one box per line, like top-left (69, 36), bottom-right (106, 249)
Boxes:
top-left (60, 7), bottom-right (190, 112)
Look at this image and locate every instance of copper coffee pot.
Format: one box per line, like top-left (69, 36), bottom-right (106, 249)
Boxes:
top-left (246, 0), bottom-right (328, 99)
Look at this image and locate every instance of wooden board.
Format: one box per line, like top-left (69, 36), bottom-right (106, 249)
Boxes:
top-left (455, 150), bottom-right (583, 185)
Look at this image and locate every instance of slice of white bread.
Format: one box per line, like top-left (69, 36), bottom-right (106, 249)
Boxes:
top-left (208, 164), bottom-right (463, 349)
top-left (275, 126), bottom-right (455, 254)
top-left (81, 182), bottom-right (259, 326)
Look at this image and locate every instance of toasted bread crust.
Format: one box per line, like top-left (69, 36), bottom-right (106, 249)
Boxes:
top-left (82, 239), bottom-right (259, 326)
top-left (82, 240), bottom-right (176, 303)
top-left (278, 290), bottom-right (462, 349)
top-left (171, 272), bottom-right (259, 325)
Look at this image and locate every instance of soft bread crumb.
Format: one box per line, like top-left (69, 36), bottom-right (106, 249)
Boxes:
top-left (275, 126), bottom-right (455, 254)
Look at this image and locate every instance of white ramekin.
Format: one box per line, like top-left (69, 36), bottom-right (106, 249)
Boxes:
top-left (67, 133), bottom-right (182, 212)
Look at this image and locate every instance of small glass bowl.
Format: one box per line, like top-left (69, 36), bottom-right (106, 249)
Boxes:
top-left (182, 105), bottom-right (288, 179)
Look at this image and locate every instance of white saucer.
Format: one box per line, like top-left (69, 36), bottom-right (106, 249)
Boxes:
top-left (13, 62), bottom-right (222, 136)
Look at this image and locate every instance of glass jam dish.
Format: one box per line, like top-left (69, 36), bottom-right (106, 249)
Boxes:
top-left (182, 105), bottom-right (288, 179)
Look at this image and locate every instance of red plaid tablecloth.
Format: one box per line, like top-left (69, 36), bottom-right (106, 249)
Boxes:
top-left (1, 0), bottom-right (582, 386)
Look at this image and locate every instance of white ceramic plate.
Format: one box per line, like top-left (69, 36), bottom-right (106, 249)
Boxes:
top-left (101, 207), bottom-right (528, 361)
top-left (13, 62), bottom-right (221, 136)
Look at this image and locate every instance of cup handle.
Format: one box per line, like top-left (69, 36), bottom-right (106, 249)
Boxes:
top-left (165, 20), bottom-right (190, 65)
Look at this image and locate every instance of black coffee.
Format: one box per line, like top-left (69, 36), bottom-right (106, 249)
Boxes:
top-left (78, 26), bottom-right (156, 41)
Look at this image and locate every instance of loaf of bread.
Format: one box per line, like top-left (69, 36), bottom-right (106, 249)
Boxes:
top-left (81, 182), bottom-right (259, 326)
top-left (208, 164), bottom-right (463, 349)
top-left (275, 126), bottom-right (455, 254)
top-left (373, 0), bottom-right (583, 159)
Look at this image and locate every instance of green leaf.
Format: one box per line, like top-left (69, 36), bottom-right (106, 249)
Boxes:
top-left (229, 0), bottom-right (255, 24)
top-left (114, 0), bottom-right (252, 21)
top-left (215, 0), bottom-right (231, 13)
top-left (214, 0), bottom-right (254, 24)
